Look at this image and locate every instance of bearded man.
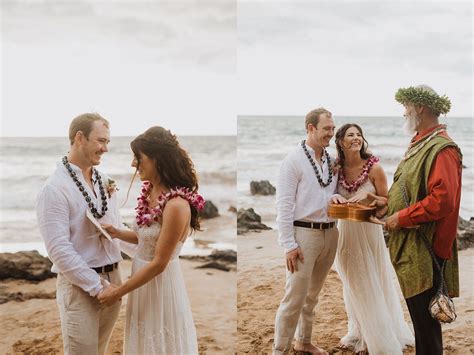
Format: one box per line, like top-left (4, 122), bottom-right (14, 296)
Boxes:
top-left (385, 85), bottom-right (462, 355)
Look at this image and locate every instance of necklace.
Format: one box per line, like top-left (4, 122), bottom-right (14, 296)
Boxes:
top-left (301, 140), bottom-right (333, 187)
top-left (136, 182), bottom-right (205, 227)
top-left (62, 156), bottom-right (108, 219)
top-left (403, 126), bottom-right (446, 161)
top-left (339, 155), bottom-right (379, 193)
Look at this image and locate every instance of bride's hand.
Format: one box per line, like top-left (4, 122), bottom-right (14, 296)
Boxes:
top-left (347, 191), bottom-right (369, 203)
top-left (100, 224), bottom-right (121, 239)
top-left (97, 283), bottom-right (120, 306)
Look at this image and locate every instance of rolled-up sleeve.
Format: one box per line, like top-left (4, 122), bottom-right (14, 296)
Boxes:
top-left (36, 185), bottom-right (103, 296)
top-left (276, 157), bottom-right (299, 252)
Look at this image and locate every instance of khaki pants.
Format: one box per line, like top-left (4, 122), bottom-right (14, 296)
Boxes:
top-left (56, 268), bottom-right (122, 355)
top-left (274, 226), bottom-right (339, 354)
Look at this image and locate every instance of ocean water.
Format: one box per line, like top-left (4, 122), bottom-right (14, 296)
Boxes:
top-left (238, 115), bottom-right (473, 227)
top-left (0, 136), bottom-right (236, 255)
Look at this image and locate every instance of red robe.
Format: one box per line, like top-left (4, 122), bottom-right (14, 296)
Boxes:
top-left (398, 124), bottom-right (462, 259)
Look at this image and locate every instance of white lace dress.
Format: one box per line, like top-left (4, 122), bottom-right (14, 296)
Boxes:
top-left (124, 222), bottom-right (198, 354)
top-left (335, 179), bottom-right (414, 354)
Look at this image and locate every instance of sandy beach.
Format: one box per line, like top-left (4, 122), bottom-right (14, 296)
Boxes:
top-left (0, 212), bottom-right (237, 355)
top-left (0, 257), bottom-right (236, 354)
top-left (237, 229), bottom-right (474, 354)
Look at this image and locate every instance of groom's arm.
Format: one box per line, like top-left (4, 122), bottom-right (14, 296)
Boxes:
top-left (276, 157), bottom-right (299, 253)
top-left (36, 184), bottom-right (103, 297)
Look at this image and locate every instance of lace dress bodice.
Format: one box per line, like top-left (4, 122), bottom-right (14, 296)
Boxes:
top-left (134, 222), bottom-right (183, 262)
top-left (337, 178), bottom-right (376, 200)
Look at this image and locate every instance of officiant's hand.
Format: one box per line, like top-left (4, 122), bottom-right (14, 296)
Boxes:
top-left (286, 247), bottom-right (304, 273)
top-left (384, 212), bottom-right (400, 232)
top-left (100, 224), bottom-right (120, 239)
top-left (97, 284), bottom-right (121, 307)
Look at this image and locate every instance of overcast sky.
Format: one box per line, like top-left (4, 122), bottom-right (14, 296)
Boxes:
top-left (1, 0), bottom-right (236, 137)
top-left (1, 1), bottom-right (472, 137)
top-left (238, 1), bottom-right (473, 117)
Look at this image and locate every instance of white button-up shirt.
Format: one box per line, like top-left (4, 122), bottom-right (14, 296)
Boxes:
top-left (276, 143), bottom-right (338, 252)
top-left (36, 161), bottom-right (123, 297)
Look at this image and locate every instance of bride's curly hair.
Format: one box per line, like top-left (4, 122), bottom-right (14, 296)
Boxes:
top-left (130, 126), bottom-right (201, 231)
top-left (335, 123), bottom-right (372, 167)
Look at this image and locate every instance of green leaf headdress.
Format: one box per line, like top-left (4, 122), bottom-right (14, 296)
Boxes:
top-left (395, 85), bottom-right (451, 115)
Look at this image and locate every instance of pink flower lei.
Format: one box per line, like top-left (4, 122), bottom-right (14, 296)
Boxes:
top-left (338, 155), bottom-right (379, 193)
top-left (136, 182), bottom-right (205, 227)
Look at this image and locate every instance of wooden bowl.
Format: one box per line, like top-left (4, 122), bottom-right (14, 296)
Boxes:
top-left (328, 203), bottom-right (376, 222)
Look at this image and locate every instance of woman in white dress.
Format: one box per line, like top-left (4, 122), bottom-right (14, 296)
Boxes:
top-left (332, 124), bottom-right (414, 354)
top-left (98, 126), bottom-right (204, 354)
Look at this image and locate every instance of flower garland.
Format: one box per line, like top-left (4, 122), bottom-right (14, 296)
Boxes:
top-left (136, 182), bottom-right (205, 227)
top-left (402, 126), bottom-right (446, 161)
top-left (338, 155), bottom-right (379, 193)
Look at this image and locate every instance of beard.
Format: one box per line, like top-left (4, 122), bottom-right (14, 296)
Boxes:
top-left (403, 113), bottom-right (420, 135)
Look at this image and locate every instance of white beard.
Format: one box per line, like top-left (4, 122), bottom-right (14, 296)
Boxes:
top-left (403, 114), bottom-right (420, 135)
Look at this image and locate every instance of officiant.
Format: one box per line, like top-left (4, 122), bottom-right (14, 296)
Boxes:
top-left (385, 85), bottom-right (462, 355)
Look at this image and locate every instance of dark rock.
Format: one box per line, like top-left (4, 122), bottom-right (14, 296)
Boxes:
top-left (228, 206), bottom-right (237, 213)
top-left (208, 249), bottom-right (236, 263)
top-left (195, 261), bottom-right (230, 272)
top-left (237, 208), bottom-right (271, 235)
top-left (0, 290), bottom-right (56, 304)
top-left (250, 180), bottom-right (276, 196)
top-left (200, 200), bottom-right (219, 219)
top-left (458, 216), bottom-right (471, 230)
top-left (121, 251), bottom-right (132, 260)
top-left (458, 216), bottom-right (474, 251)
top-left (0, 251), bottom-right (55, 281)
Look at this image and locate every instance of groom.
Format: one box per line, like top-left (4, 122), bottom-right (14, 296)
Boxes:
top-left (36, 113), bottom-right (123, 354)
top-left (274, 108), bottom-right (343, 355)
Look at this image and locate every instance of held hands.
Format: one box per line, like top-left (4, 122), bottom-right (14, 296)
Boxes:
top-left (286, 247), bottom-right (304, 273)
top-left (97, 283), bottom-right (121, 307)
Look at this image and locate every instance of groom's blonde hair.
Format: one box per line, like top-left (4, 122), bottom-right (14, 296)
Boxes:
top-left (305, 108), bottom-right (332, 131)
top-left (69, 113), bottom-right (109, 145)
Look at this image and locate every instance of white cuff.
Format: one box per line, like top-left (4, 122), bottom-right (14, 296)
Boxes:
top-left (284, 242), bottom-right (299, 254)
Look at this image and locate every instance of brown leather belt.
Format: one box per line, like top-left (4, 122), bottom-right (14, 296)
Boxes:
top-left (293, 221), bottom-right (335, 230)
top-left (92, 262), bottom-right (118, 274)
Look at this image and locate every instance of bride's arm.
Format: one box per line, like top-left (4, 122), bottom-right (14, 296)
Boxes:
top-left (367, 164), bottom-right (389, 218)
top-left (101, 224), bottom-right (138, 244)
top-left (98, 198), bottom-right (190, 305)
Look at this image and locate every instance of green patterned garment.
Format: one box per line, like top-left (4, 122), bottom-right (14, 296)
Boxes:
top-left (387, 135), bottom-right (461, 299)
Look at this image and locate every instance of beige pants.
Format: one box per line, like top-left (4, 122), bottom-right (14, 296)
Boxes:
top-left (56, 268), bottom-right (122, 355)
top-left (273, 226), bottom-right (339, 355)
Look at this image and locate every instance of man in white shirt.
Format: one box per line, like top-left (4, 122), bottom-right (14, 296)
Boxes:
top-left (36, 113), bottom-right (123, 355)
top-left (274, 108), bottom-right (344, 355)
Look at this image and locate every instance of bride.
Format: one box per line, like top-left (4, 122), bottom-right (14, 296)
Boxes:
top-left (332, 123), bottom-right (414, 354)
top-left (98, 126), bottom-right (204, 354)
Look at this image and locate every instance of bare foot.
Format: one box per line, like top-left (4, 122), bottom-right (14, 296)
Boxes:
top-left (293, 342), bottom-right (328, 355)
top-left (335, 341), bottom-right (354, 352)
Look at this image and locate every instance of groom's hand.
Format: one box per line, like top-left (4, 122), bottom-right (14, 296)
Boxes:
top-left (286, 247), bottom-right (304, 273)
